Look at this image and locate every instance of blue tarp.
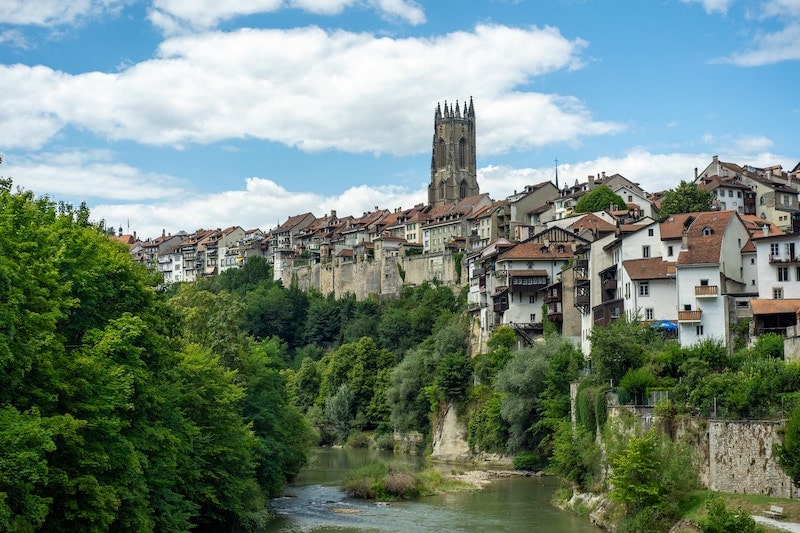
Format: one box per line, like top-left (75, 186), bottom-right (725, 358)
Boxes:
top-left (651, 319), bottom-right (678, 332)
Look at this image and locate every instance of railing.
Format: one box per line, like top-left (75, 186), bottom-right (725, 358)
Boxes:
top-left (769, 255), bottom-right (800, 264)
top-left (694, 285), bottom-right (718, 297)
top-left (602, 279), bottom-right (617, 291)
top-left (678, 309), bottom-right (702, 322)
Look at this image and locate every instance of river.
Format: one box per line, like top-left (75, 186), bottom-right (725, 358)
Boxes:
top-left (262, 447), bottom-right (603, 532)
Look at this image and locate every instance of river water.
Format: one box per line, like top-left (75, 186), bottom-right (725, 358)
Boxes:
top-left (262, 447), bottom-right (602, 532)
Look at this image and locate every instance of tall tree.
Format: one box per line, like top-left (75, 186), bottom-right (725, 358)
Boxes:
top-left (574, 185), bottom-right (627, 213)
top-left (657, 180), bottom-right (713, 217)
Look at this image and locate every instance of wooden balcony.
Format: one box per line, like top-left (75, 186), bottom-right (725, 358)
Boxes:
top-left (694, 285), bottom-right (718, 298)
top-left (602, 279), bottom-right (617, 292)
top-left (678, 309), bottom-right (702, 322)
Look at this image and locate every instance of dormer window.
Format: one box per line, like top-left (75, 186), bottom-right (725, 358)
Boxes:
top-left (558, 245), bottom-right (565, 253)
top-left (702, 227), bottom-right (713, 236)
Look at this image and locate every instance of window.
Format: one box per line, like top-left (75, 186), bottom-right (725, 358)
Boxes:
top-left (702, 227), bottom-right (713, 236)
top-left (645, 308), bottom-right (654, 320)
top-left (784, 194), bottom-right (791, 206)
top-left (760, 196), bottom-right (765, 205)
top-left (696, 325), bottom-right (704, 336)
top-left (771, 243), bottom-right (780, 256)
top-left (642, 245), bottom-right (650, 258)
top-left (774, 288), bottom-right (784, 300)
top-left (752, 279), bottom-right (756, 286)
top-left (628, 195), bottom-right (633, 202)
top-left (668, 245), bottom-right (673, 256)
top-left (796, 266), bottom-right (800, 281)
top-left (459, 181), bottom-right (467, 199)
top-left (779, 267), bottom-right (789, 282)
top-left (648, 228), bottom-right (654, 236)
top-left (751, 258), bottom-right (755, 264)
top-left (530, 314), bottom-right (536, 322)
top-left (684, 304), bottom-right (692, 311)
top-left (639, 281), bottom-right (649, 296)
top-left (458, 137), bottom-right (466, 168)
top-left (737, 191), bottom-right (742, 198)
top-left (728, 190), bottom-right (733, 197)
top-left (529, 294), bottom-right (536, 303)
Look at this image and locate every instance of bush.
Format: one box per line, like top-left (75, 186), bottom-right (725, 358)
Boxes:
top-left (697, 497), bottom-right (761, 533)
top-left (341, 460), bottom-right (420, 500)
top-left (513, 452), bottom-right (546, 471)
top-left (346, 431), bottom-right (372, 448)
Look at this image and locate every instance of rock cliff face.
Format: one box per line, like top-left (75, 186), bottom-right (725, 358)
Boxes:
top-left (430, 403), bottom-right (471, 462)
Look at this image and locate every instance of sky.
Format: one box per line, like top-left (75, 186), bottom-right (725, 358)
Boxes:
top-left (1, 0), bottom-right (799, 239)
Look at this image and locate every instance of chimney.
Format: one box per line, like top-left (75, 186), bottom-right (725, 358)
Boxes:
top-left (762, 224), bottom-right (769, 237)
top-left (694, 167), bottom-right (698, 180)
top-left (162, 229), bottom-right (166, 237)
top-left (588, 175), bottom-right (595, 190)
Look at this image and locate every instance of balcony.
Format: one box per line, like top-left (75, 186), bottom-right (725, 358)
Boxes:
top-left (575, 293), bottom-right (590, 306)
top-left (678, 309), bottom-right (702, 322)
top-left (769, 255), bottom-right (800, 264)
top-left (544, 294), bottom-right (560, 304)
top-left (602, 279), bottom-right (617, 292)
top-left (694, 285), bottom-right (718, 298)
top-left (592, 298), bottom-right (624, 327)
top-left (574, 259), bottom-right (589, 269)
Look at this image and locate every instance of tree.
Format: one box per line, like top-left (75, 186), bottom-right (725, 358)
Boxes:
top-left (657, 180), bottom-right (713, 217)
top-left (775, 403), bottom-right (800, 488)
top-left (574, 185), bottom-right (627, 213)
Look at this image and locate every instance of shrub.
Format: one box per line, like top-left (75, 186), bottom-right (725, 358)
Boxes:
top-left (697, 497), bottom-right (761, 533)
top-left (346, 431), bottom-right (371, 448)
top-left (513, 452), bottom-right (546, 471)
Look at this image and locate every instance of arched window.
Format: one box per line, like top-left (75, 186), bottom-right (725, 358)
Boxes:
top-left (437, 139), bottom-right (446, 168)
top-left (439, 180), bottom-right (445, 199)
top-left (760, 196), bottom-right (765, 205)
top-left (459, 180), bottom-right (467, 199)
top-left (458, 137), bottom-right (466, 168)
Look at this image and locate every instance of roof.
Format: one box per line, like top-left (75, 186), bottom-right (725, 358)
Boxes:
top-left (677, 210), bottom-right (737, 265)
top-left (498, 240), bottom-right (575, 261)
top-left (739, 214), bottom-right (785, 239)
top-left (566, 213), bottom-right (617, 236)
top-left (623, 258), bottom-right (676, 280)
top-left (274, 212), bottom-right (314, 233)
top-left (659, 213), bottom-right (697, 240)
top-left (750, 299), bottom-right (800, 316)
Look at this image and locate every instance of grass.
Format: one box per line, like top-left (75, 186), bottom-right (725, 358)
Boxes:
top-left (341, 460), bottom-right (477, 501)
top-left (680, 490), bottom-right (800, 531)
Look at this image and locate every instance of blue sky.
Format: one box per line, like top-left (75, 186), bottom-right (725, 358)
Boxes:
top-left (1, 0), bottom-right (798, 238)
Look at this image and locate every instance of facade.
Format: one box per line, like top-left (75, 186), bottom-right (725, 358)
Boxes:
top-left (428, 99), bottom-right (479, 206)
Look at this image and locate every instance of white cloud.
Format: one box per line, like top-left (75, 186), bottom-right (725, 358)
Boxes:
top-left (149, 0), bottom-right (425, 33)
top-left (148, 0), bottom-right (283, 33)
top-left (0, 0), bottom-right (125, 27)
top-left (4, 149), bottom-right (187, 201)
top-left (370, 0), bottom-right (425, 25)
top-left (680, 0), bottom-right (732, 15)
top-left (0, 24), bottom-right (613, 156)
top-left (719, 21), bottom-right (800, 66)
top-left (90, 177), bottom-right (427, 239)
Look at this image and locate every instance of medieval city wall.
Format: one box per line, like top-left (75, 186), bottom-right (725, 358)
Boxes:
top-left (281, 251), bottom-right (465, 300)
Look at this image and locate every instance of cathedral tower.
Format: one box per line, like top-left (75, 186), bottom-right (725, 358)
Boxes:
top-left (428, 98), bottom-right (479, 206)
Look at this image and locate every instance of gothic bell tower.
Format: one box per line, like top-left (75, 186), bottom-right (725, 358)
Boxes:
top-left (428, 97), bottom-right (479, 206)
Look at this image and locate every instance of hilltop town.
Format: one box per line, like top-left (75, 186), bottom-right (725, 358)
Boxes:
top-left (115, 100), bottom-right (800, 356)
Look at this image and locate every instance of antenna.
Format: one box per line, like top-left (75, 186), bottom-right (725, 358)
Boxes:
top-left (555, 157), bottom-right (559, 189)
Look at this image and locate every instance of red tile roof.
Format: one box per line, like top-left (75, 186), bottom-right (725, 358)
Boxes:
top-left (623, 258), bottom-right (676, 280)
top-left (750, 299), bottom-right (800, 315)
top-left (677, 211), bottom-right (737, 265)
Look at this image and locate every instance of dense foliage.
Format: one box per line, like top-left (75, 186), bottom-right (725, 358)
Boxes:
top-left (657, 180), bottom-right (713, 217)
top-left (574, 185), bottom-right (627, 213)
top-left (0, 185), bottom-right (312, 532)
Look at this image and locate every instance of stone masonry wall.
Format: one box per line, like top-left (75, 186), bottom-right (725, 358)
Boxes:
top-left (282, 251), bottom-right (464, 299)
top-left (608, 406), bottom-right (794, 498)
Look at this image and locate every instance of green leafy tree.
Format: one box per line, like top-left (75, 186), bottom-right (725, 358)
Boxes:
top-left (775, 403), bottom-right (800, 489)
top-left (574, 185), bottom-right (627, 213)
top-left (589, 318), bottom-right (652, 385)
top-left (657, 180), bottom-right (713, 217)
top-left (326, 384), bottom-right (355, 441)
top-left (495, 344), bottom-right (550, 452)
top-left (698, 497), bottom-right (763, 533)
top-left (551, 421), bottom-right (601, 490)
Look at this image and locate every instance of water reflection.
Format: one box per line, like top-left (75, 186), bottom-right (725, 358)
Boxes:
top-left (263, 447), bottom-right (602, 532)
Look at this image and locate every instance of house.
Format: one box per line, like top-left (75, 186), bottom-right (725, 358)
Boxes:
top-left (270, 212), bottom-right (316, 280)
top-left (423, 194), bottom-right (492, 253)
top-left (675, 211), bottom-right (750, 349)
